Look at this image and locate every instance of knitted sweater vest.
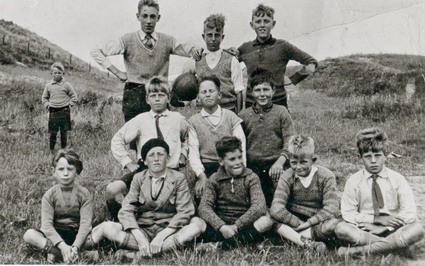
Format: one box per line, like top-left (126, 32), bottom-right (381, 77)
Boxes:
top-left (195, 52), bottom-right (236, 108)
top-left (189, 109), bottom-right (241, 163)
top-left (121, 32), bottom-right (174, 84)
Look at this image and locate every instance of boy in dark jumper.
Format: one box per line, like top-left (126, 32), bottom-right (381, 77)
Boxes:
top-left (239, 68), bottom-right (295, 206)
top-left (269, 135), bottom-right (340, 251)
top-left (198, 136), bottom-right (267, 248)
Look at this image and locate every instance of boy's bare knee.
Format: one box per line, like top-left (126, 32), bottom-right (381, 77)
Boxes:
top-left (23, 229), bottom-right (38, 243)
top-left (402, 222), bottom-right (425, 244)
top-left (106, 181), bottom-right (126, 201)
top-left (190, 217), bottom-right (207, 233)
top-left (103, 221), bottom-right (122, 239)
top-left (335, 222), bottom-right (357, 242)
top-left (254, 216), bottom-right (274, 233)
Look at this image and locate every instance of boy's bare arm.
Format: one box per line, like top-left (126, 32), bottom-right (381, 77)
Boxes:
top-left (90, 38), bottom-right (127, 81)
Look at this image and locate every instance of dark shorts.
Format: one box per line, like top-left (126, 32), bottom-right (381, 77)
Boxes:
top-left (36, 227), bottom-right (78, 246)
top-left (122, 82), bottom-right (150, 121)
top-left (200, 224), bottom-right (263, 247)
top-left (48, 106), bottom-right (71, 132)
top-left (248, 161), bottom-right (281, 207)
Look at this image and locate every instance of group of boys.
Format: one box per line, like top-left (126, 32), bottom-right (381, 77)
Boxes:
top-left (36, 0), bottom-right (423, 262)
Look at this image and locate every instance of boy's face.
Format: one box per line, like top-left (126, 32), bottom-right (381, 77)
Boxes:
top-left (219, 149), bottom-right (244, 176)
top-left (137, 6), bottom-right (160, 34)
top-left (202, 27), bottom-right (224, 52)
top-left (252, 82), bottom-right (275, 107)
top-left (289, 153), bottom-right (316, 178)
top-left (53, 157), bottom-right (77, 188)
top-left (51, 68), bottom-right (64, 82)
top-left (197, 80), bottom-right (221, 109)
top-left (146, 91), bottom-right (169, 113)
top-left (250, 14), bottom-right (275, 41)
top-left (361, 150), bottom-right (386, 174)
top-left (145, 147), bottom-right (169, 174)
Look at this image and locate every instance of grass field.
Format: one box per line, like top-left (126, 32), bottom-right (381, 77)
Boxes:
top-left (0, 54), bottom-right (425, 265)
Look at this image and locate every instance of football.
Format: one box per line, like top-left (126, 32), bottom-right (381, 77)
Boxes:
top-left (172, 72), bottom-right (198, 102)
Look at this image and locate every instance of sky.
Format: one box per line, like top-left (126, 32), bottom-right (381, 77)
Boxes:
top-left (1, 0), bottom-right (424, 74)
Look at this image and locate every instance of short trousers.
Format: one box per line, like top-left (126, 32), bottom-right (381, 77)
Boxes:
top-left (122, 224), bottom-right (179, 250)
top-left (122, 82), bottom-right (150, 121)
top-left (48, 106), bottom-right (71, 132)
top-left (277, 218), bottom-right (340, 242)
top-left (36, 227), bottom-right (78, 246)
top-left (200, 224), bottom-right (263, 247)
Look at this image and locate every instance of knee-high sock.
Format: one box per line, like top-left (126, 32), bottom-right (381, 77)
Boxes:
top-left (60, 129), bottom-right (67, 148)
top-left (49, 131), bottom-right (58, 150)
top-left (106, 200), bottom-right (121, 222)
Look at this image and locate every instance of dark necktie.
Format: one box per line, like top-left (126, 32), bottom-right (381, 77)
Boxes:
top-left (155, 114), bottom-right (164, 140)
top-left (144, 34), bottom-right (153, 49)
top-left (371, 174), bottom-right (384, 216)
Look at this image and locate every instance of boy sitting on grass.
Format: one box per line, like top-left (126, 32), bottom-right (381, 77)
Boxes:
top-left (88, 139), bottom-right (205, 260)
top-left (108, 76), bottom-right (189, 220)
top-left (239, 68), bottom-right (295, 206)
top-left (268, 135), bottom-right (340, 252)
top-left (42, 62), bottom-right (77, 152)
top-left (188, 75), bottom-right (246, 199)
top-left (23, 150), bottom-right (97, 263)
top-left (182, 13), bottom-right (245, 113)
top-left (335, 128), bottom-right (424, 257)
top-left (198, 136), bottom-right (267, 248)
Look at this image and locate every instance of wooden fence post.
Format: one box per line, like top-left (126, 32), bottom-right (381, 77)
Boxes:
top-left (48, 48), bottom-right (50, 58)
top-left (2, 35), bottom-right (5, 45)
top-left (89, 62), bottom-right (91, 72)
top-left (69, 54), bottom-right (72, 65)
top-left (27, 42), bottom-right (30, 54)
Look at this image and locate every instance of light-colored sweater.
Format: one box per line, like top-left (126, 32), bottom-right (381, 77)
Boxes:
top-left (41, 79), bottom-right (77, 109)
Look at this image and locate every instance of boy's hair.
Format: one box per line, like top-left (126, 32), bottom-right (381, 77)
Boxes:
top-left (198, 75), bottom-right (221, 93)
top-left (287, 135), bottom-right (315, 158)
top-left (138, 0), bottom-right (159, 12)
top-left (146, 76), bottom-right (170, 96)
top-left (249, 68), bottom-right (275, 89)
top-left (50, 62), bottom-right (65, 73)
top-left (252, 4), bottom-right (275, 19)
top-left (52, 149), bottom-right (83, 175)
top-left (356, 127), bottom-right (388, 156)
top-left (204, 14), bottom-right (226, 32)
top-left (216, 136), bottom-right (242, 159)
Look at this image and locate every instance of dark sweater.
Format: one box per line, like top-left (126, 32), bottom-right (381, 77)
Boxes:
top-left (198, 167), bottom-right (266, 230)
top-left (270, 166), bottom-right (339, 228)
top-left (239, 104), bottom-right (295, 164)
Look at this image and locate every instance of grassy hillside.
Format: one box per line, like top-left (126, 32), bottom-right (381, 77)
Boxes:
top-left (0, 51), bottom-right (425, 264)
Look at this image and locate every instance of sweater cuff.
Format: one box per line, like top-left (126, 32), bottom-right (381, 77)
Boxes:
top-left (212, 220), bottom-right (226, 231)
top-left (235, 219), bottom-right (245, 230)
top-left (307, 216), bottom-right (320, 227)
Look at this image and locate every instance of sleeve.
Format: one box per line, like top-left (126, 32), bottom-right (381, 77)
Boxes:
top-left (396, 177), bottom-right (418, 223)
top-left (188, 123), bottom-right (205, 177)
top-left (72, 190), bottom-right (93, 249)
top-left (306, 171), bottom-right (339, 226)
top-left (230, 56), bottom-right (245, 93)
top-left (90, 38), bottom-right (125, 69)
top-left (118, 175), bottom-right (143, 230)
top-left (340, 176), bottom-right (374, 224)
top-left (40, 190), bottom-right (64, 246)
top-left (111, 117), bottom-right (142, 168)
top-left (270, 171), bottom-right (303, 228)
top-left (279, 108), bottom-right (295, 160)
top-left (66, 83), bottom-right (78, 107)
top-left (235, 174), bottom-right (267, 229)
top-left (232, 124), bottom-right (247, 166)
top-left (167, 176), bottom-right (195, 229)
top-left (198, 179), bottom-right (226, 230)
top-left (181, 59), bottom-right (196, 74)
top-left (179, 117), bottom-right (189, 159)
top-left (284, 42), bottom-right (318, 67)
top-left (171, 36), bottom-right (200, 58)
top-left (41, 86), bottom-right (50, 109)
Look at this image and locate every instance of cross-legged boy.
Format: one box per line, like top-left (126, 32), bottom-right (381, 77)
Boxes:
top-left (335, 128), bottom-right (424, 257)
top-left (89, 139), bottom-right (206, 260)
top-left (182, 14), bottom-right (245, 113)
top-left (236, 4), bottom-right (318, 108)
top-left (239, 68), bottom-right (295, 206)
top-left (23, 150), bottom-right (98, 263)
top-left (42, 62), bottom-right (77, 152)
top-left (267, 135), bottom-right (340, 252)
top-left (198, 136), bottom-right (267, 248)
top-left (188, 75), bottom-right (246, 199)
top-left (107, 76), bottom-right (189, 220)
top-left (91, 0), bottom-right (202, 126)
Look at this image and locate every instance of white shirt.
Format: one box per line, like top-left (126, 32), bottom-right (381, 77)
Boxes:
top-left (296, 166), bottom-right (318, 188)
top-left (188, 106), bottom-right (246, 177)
top-left (182, 49), bottom-right (245, 93)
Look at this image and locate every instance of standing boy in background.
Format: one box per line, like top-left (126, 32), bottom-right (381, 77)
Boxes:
top-left (182, 14), bottom-right (245, 113)
top-left (239, 68), bottom-right (294, 206)
top-left (236, 4), bottom-right (317, 108)
top-left (90, 0), bottom-right (202, 132)
top-left (335, 128), bottom-right (424, 257)
top-left (188, 75), bottom-right (246, 199)
top-left (42, 62), bottom-right (77, 152)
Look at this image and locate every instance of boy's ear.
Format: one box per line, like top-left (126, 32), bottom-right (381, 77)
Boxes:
top-left (272, 20), bottom-right (276, 28)
top-left (51, 166), bottom-right (56, 175)
top-left (157, 14), bottom-right (161, 22)
top-left (202, 33), bottom-right (205, 40)
top-left (249, 21), bottom-right (254, 30)
top-left (218, 158), bottom-right (224, 167)
top-left (312, 155), bottom-right (318, 163)
top-left (136, 12), bottom-right (140, 21)
top-left (222, 34), bottom-right (225, 41)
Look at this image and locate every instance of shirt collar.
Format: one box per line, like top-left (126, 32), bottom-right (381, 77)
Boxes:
top-left (295, 166), bottom-right (318, 180)
top-left (253, 35), bottom-right (276, 46)
top-left (204, 49), bottom-right (223, 56)
top-left (139, 30), bottom-right (157, 40)
top-left (252, 102), bottom-right (273, 114)
top-left (201, 106), bottom-right (221, 118)
top-left (215, 166), bottom-right (252, 181)
top-left (149, 109), bottom-right (170, 118)
top-left (364, 167), bottom-right (389, 179)
top-left (149, 171), bottom-right (166, 180)
top-left (51, 79), bottom-right (65, 85)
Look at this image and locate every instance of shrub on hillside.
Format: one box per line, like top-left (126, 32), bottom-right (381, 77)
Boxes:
top-left (0, 48), bottom-right (15, 65)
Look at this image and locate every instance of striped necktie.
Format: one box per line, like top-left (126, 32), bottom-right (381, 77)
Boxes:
top-left (371, 174), bottom-right (384, 216)
top-left (144, 34), bottom-right (154, 49)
